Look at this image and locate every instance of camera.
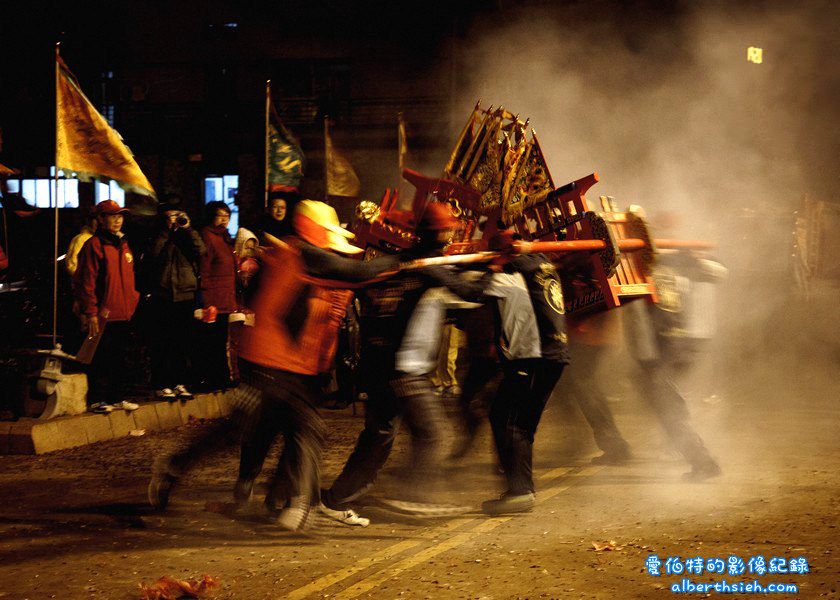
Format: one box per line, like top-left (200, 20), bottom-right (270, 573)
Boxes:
top-left (175, 212), bottom-right (189, 227)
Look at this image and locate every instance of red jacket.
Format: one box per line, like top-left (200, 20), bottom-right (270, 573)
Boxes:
top-left (239, 243), bottom-right (353, 375)
top-left (75, 232), bottom-right (139, 321)
top-left (0, 244), bottom-right (7, 272)
top-left (200, 225), bottom-right (237, 313)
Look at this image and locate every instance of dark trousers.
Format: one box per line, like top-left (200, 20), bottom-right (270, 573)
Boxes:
top-left (570, 342), bottom-right (714, 468)
top-left (88, 320), bottom-right (133, 405)
top-left (195, 314), bottom-right (231, 390)
top-left (149, 299), bottom-right (196, 390)
top-left (166, 384), bottom-right (261, 477)
top-left (323, 370), bottom-right (445, 508)
top-left (237, 361), bottom-right (324, 512)
top-left (457, 356), bottom-right (501, 434)
top-left (567, 343), bottom-right (632, 457)
top-left (489, 359), bottom-right (564, 495)
top-left (635, 360), bottom-right (715, 468)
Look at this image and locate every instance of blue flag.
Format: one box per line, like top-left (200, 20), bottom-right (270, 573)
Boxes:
top-left (268, 104), bottom-right (305, 191)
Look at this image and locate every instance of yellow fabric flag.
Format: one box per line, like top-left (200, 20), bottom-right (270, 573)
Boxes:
top-left (444, 101), bottom-right (481, 179)
top-left (56, 57), bottom-right (155, 197)
top-left (325, 126), bottom-right (360, 198)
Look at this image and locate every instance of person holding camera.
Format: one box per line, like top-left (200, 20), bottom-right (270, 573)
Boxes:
top-left (147, 195), bottom-right (206, 400)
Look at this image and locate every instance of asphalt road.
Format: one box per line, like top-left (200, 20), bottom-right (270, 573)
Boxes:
top-left (0, 363), bottom-right (837, 600)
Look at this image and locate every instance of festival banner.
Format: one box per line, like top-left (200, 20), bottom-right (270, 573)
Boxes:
top-left (267, 101), bottom-right (305, 192)
top-left (56, 56), bottom-right (155, 197)
top-left (325, 120), bottom-right (361, 198)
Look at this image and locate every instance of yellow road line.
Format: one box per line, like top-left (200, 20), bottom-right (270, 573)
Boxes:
top-left (280, 518), bottom-right (474, 600)
top-left (537, 466), bottom-right (574, 481)
top-left (537, 466), bottom-right (602, 503)
top-left (280, 465), bottom-right (599, 600)
top-left (332, 518), bottom-right (511, 600)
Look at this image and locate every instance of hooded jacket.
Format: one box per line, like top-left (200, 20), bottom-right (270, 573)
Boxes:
top-left (239, 238), bottom-right (398, 376)
top-left (65, 224), bottom-right (95, 276)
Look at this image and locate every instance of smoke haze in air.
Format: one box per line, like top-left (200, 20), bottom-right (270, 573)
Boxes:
top-left (442, 0), bottom-right (839, 474)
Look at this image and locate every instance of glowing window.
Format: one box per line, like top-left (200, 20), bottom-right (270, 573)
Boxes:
top-left (5, 172), bottom-right (79, 208)
top-left (204, 175), bottom-right (239, 235)
top-left (94, 180), bottom-right (125, 206)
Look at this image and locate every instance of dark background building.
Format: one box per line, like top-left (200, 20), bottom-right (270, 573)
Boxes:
top-left (0, 1), bottom-right (481, 221)
top-left (2, 1), bottom-right (838, 214)
top-left (0, 0), bottom-right (838, 355)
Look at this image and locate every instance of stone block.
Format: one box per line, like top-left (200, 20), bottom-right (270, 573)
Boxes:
top-left (107, 409), bottom-right (136, 438)
top-left (32, 418), bottom-right (87, 453)
top-left (132, 404), bottom-right (161, 432)
top-left (202, 394), bottom-right (222, 419)
top-left (52, 374), bottom-right (88, 417)
top-left (78, 413), bottom-right (114, 444)
top-left (177, 398), bottom-right (204, 422)
top-left (8, 421), bottom-right (35, 454)
top-left (153, 401), bottom-right (181, 430)
top-left (0, 422), bottom-right (13, 454)
top-left (217, 391), bottom-right (237, 415)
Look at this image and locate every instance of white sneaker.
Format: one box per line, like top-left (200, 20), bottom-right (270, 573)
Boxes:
top-left (157, 388), bottom-right (176, 400)
top-left (173, 384), bottom-right (193, 400)
top-left (112, 400), bottom-right (139, 411)
top-left (318, 503), bottom-right (370, 527)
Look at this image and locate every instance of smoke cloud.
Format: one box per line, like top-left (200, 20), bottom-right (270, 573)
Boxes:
top-left (442, 0), bottom-right (839, 488)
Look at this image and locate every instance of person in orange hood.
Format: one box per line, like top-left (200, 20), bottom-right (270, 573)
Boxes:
top-left (149, 201), bottom-right (397, 531)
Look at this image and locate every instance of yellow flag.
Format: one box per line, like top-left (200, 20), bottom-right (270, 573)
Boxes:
top-left (325, 126), bottom-right (360, 198)
top-left (444, 102), bottom-right (480, 179)
top-left (56, 57), bottom-right (155, 197)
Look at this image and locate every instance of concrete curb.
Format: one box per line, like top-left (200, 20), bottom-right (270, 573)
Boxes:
top-left (1, 391), bottom-right (236, 455)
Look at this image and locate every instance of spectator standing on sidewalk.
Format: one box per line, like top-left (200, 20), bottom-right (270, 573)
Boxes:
top-left (65, 208), bottom-right (98, 277)
top-left (147, 195), bottom-right (206, 400)
top-left (257, 192), bottom-right (296, 244)
top-left (429, 321), bottom-right (462, 398)
top-left (74, 200), bottom-right (140, 412)
top-left (196, 201), bottom-right (237, 391)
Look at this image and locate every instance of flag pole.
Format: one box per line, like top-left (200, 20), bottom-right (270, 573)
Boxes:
top-left (52, 42), bottom-right (60, 349)
top-left (264, 79), bottom-right (270, 210)
top-left (397, 112), bottom-right (402, 188)
top-left (323, 115), bottom-right (329, 202)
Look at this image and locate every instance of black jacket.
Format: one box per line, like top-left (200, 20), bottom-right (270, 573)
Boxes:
top-left (360, 263), bottom-right (491, 372)
top-left (149, 226), bottom-right (206, 302)
top-left (507, 254), bottom-right (570, 365)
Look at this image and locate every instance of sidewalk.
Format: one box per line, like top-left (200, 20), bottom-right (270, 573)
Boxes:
top-left (0, 391), bottom-right (236, 455)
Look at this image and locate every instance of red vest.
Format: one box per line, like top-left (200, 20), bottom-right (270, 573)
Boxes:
top-left (239, 243), bottom-right (353, 375)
